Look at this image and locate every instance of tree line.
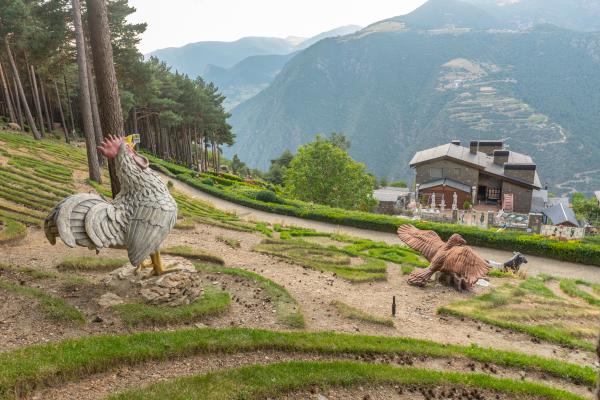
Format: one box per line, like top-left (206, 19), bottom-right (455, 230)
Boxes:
top-left (0, 0), bottom-right (232, 194)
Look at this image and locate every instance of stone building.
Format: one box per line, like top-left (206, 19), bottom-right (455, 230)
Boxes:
top-left (409, 140), bottom-right (541, 213)
top-left (373, 187), bottom-right (410, 214)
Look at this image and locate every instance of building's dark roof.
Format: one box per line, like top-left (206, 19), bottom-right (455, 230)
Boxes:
top-left (542, 203), bottom-right (579, 227)
top-left (531, 190), bottom-right (548, 213)
top-left (418, 178), bottom-right (471, 193)
top-left (547, 197), bottom-right (569, 208)
top-left (409, 143), bottom-right (541, 189)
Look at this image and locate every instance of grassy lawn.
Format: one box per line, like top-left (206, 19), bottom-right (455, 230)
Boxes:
top-left (253, 239), bottom-right (387, 282)
top-left (331, 300), bottom-right (394, 327)
top-left (0, 217), bottom-right (26, 244)
top-left (161, 245), bottom-right (225, 265)
top-left (0, 278), bottom-right (84, 325)
top-left (0, 327), bottom-right (595, 398)
top-left (439, 276), bottom-right (600, 351)
top-left (109, 360), bottom-right (585, 400)
top-left (56, 256), bottom-right (128, 272)
top-left (112, 285), bottom-right (230, 327)
top-left (196, 263), bottom-right (304, 328)
top-left (216, 235), bottom-right (241, 248)
top-left (559, 279), bottom-right (600, 307)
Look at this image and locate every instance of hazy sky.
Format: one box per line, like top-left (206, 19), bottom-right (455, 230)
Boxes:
top-left (128, 0), bottom-right (427, 54)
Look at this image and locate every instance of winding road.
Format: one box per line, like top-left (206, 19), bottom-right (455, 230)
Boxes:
top-left (160, 173), bottom-right (600, 283)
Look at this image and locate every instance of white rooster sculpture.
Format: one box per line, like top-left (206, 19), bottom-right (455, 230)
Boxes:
top-left (44, 135), bottom-right (178, 275)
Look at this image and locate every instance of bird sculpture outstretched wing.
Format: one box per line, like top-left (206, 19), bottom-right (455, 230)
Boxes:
top-left (398, 225), bottom-right (490, 290)
top-left (436, 245), bottom-right (490, 286)
top-left (397, 224), bottom-right (445, 261)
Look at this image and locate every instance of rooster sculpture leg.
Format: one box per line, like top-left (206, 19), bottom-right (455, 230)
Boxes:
top-left (150, 251), bottom-right (167, 275)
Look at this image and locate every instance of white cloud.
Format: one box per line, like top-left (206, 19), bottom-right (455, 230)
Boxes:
top-left (127, 0), bottom-right (427, 54)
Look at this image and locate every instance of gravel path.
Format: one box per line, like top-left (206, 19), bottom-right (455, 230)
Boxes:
top-left (161, 174), bottom-right (600, 284)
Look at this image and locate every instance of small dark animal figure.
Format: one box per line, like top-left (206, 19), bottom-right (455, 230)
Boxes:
top-left (486, 252), bottom-right (528, 273)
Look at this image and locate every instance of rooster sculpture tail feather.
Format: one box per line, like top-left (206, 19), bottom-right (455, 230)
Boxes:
top-left (44, 193), bottom-right (127, 250)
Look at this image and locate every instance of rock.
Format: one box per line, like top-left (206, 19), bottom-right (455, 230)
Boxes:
top-left (97, 292), bottom-right (124, 308)
top-left (92, 315), bottom-right (104, 323)
top-left (316, 395), bottom-right (329, 400)
top-left (103, 257), bottom-right (203, 306)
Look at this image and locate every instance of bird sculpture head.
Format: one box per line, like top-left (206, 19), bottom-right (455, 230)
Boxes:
top-left (97, 135), bottom-right (149, 170)
top-left (446, 233), bottom-right (467, 247)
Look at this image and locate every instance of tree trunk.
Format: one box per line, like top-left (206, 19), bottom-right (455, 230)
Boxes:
top-left (11, 73), bottom-right (24, 129)
top-left (39, 77), bottom-right (53, 133)
top-left (63, 75), bottom-right (76, 136)
top-left (85, 50), bottom-right (105, 166)
top-left (4, 37), bottom-right (41, 139)
top-left (0, 61), bottom-right (16, 123)
top-left (72, 0), bottom-right (101, 183)
top-left (54, 81), bottom-right (70, 143)
top-left (87, 0), bottom-right (124, 197)
top-left (29, 65), bottom-right (45, 137)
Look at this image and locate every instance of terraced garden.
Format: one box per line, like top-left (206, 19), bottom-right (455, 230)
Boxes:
top-left (0, 130), bottom-right (598, 400)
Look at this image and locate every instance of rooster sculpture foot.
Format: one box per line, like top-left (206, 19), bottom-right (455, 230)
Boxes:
top-left (134, 259), bottom-right (154, 275)
top-left (150, 251), bottom-right (180, 276)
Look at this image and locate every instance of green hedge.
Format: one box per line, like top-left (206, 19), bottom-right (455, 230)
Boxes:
top-left (149, 157), bottom-right (600, 266)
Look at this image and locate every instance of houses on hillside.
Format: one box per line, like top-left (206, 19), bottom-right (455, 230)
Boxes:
top-left (409, 140), bottom-right (541, 213)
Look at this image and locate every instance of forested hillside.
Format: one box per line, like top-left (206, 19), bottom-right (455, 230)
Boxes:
top-left (0, 0), bottom-right (232, 182)
top-left (228, 0), bottom-right (600, 195)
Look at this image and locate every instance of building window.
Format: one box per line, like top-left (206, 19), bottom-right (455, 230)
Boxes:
top-left (430, 168), bottom-right (442, 178)
top-left (454, 168), bottom-right (461, 178)
top-left (488, 188), bottom-right (500, 200)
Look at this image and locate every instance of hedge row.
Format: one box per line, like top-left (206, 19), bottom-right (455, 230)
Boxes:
top-left (149, 157), bottom-right (600, 266)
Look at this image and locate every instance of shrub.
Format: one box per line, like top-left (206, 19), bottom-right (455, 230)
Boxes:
top-left (255, 190), bottom-right (282, 204)
top-left (201, 178), bottom-right (214, 186)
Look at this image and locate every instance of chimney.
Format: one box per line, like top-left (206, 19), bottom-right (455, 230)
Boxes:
top-left (493, 150), bottom-right (509, 166)
top-left (477, 140), bottom-right (504, 156)
top-left (469, 140), bottom-right (478, 154)
top-left (504, 163), bottom-right (536, 184)
top-left (451, 140), bottom-right (460, 146)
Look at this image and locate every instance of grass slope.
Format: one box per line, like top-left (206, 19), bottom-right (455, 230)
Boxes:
top-left (113, 285), bottom-right (231, 327)
top-left (331, 300), bottom-right (394, 327)
top-left (254, 239), bottom-right (387, 282)
top-left (109, 361), bottom-right (585, 400)
top-left (196, 263), bottom-right (304, 328)
top-left (0, 328), bottom-right (595, 398)
top-left (439, 277), bottom-right (600, 351)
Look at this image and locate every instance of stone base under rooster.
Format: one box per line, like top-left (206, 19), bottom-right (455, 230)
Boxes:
top-left (44, 135), bottom-right (178, 276)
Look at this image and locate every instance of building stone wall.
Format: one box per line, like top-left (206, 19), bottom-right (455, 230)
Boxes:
top-left (502, 181), bottom-right (533, 213)
top-left (415, 160), bottom-right (479, 187)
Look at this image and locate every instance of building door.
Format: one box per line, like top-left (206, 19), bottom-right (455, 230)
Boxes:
top-left (477, 185), bottom-right (487, 202)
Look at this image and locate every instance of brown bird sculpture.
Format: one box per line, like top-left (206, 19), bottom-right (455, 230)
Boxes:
top-left (397, 224), bottom-right (490, 291)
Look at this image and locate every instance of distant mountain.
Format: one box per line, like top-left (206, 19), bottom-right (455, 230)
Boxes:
top-left (295, 25), bottom-right (363, 50)
top-left (228, 0), bottom-right (600, 195)
top-left (387, 0), bottom-right (503, 30)
top-left (148, 37), bottom-right (295, 77)
top-left (149, 26), bottom-right (363, 109)
top-left (204, 53), bottom-right (295, 110)
top-left (466, 0), bottom-right (600, 31)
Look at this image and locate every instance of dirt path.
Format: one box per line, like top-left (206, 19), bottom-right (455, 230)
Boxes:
top-left (32, 350), bottom-right (590, 400)
top-left (161, 173), bottom-right (600, 284)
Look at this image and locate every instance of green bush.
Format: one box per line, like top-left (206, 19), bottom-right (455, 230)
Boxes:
top-left (201, 178), bottom-right (214, 186)
top-left (255, 190), bottom-right (282, 204)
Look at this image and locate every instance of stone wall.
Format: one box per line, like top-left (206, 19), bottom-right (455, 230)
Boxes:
top-left (415, 160), bottom-right (478, 187)
top-left (501, 181), bottom-right (533, 213)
